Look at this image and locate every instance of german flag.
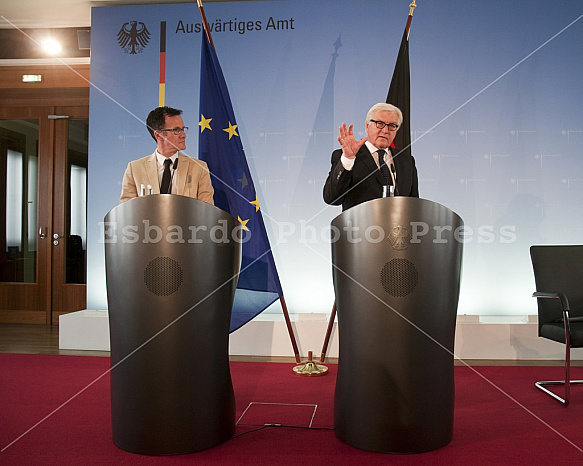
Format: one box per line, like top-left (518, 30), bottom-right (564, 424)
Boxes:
top-left (386, 1), bottom-right (416, 158)
top-left (158, 21), bottom-right (166, 107)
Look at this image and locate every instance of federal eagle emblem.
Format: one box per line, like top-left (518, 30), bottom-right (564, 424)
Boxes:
top-left (117, 21), bottom-right (151, 54)
top-left (387, 225), bottom-right (411, 251)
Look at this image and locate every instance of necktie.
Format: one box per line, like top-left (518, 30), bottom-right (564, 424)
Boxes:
top-left (160, 158), bottom-right (172, 194)
top-left (378, 150), bottom-right (393, 186)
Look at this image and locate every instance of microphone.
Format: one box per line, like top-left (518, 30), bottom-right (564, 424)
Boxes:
top-left (390, 164), bottom-right (399, 196)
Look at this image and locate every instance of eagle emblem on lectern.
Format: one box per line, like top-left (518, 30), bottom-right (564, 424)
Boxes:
top-left (388, 226), bottom-right (411, 251)
top-left (117, 21), bottom-right (151, 54)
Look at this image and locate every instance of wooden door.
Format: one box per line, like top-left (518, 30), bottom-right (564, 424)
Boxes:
top-left (50, 107), bottom-right (88, 324)
top-left (0, 106), bottom-right (53, 323)
top-left (0, 106), bottom-right (88, 324)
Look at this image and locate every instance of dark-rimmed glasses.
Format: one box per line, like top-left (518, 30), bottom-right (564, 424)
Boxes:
top-left (369, 120), bottom-right (399, 131)
top-left (159, 126), bottom-right (189, 135)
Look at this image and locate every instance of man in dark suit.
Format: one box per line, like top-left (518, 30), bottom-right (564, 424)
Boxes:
top-left (323, 103), bottom-right (418, 211)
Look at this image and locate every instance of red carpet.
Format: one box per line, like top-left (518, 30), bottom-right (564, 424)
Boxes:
top-left (1, 354), bottom-right (583, 465)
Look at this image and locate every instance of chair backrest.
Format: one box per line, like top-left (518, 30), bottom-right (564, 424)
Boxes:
top-left (530, 245), bottom-right (583, 335)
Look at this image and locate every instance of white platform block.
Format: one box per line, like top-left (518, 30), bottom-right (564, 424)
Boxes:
top-left (59, 309), bottom-right (111, 351)
top-left (59, 310), bottom-right (583, 361)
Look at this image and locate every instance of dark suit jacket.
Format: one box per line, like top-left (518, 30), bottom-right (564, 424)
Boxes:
top-left (323, 145), bottom-right (419, 211)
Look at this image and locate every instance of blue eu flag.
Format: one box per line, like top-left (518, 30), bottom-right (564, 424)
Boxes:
top-left (198, 32), bottom-right (283, 333)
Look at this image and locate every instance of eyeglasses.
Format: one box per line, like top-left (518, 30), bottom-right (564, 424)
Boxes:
top-left (370, 120), bottom-right (399, 131)
top-left (159, 126), bottom-right (189, 135)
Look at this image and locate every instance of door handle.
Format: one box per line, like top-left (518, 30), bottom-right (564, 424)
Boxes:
top-left (53, 233), bottom-right (64, 239)
top-left (39, 227), bottom-right (46, 239)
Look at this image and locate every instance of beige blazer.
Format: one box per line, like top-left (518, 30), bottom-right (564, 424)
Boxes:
top-left (120, 152), bottom-right (214, 204)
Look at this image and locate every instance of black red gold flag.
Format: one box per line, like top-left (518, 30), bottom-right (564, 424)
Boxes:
top-left (386, 6), bottom-right (414, 159)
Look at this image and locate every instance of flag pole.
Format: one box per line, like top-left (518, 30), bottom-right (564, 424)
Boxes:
top-left (196, 0), bottom-right (215, 51)
top-left (406, 1), bottom-right (417, 39)
top-left (196, 0), bottom-right (302, 365)
top-left (319, 301), bottom-right (336, 363)
top-left (320, 0), bottom-right (418, 364)
top-left (280, 296), bottom-right (302, 364)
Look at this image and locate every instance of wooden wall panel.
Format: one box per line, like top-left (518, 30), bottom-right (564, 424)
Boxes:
top-left (0, 64), bottom-right (90, 89)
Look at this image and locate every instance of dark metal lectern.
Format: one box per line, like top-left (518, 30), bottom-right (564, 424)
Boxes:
top-left (104, 195), bottom-right (241, 455)
top-left (332, 197), bottom-right (463, 454)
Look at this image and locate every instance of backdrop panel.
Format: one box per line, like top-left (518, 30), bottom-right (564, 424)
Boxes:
top-left (88, 1), bottom-right (583, 319)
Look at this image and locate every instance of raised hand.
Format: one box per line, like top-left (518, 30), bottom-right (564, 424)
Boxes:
top-left (338, 123), bottom-right (367, 159)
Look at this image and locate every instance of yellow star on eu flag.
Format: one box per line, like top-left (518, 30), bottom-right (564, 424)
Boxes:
top-left (238, 216), bottom-right (250, 231)
top-left (199, 114), bottom-right (212, 133)
top-left (250, 195), bottom-right (260, 212)
top-left (223, 122), bottom-right (239, 140)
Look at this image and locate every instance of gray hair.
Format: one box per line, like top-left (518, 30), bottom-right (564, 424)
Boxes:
top-left (366, 103), bottom-right (403, 126)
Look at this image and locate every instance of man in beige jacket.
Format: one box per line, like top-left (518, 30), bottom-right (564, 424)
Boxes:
top-left (120, 106), bottom-right (214, 204)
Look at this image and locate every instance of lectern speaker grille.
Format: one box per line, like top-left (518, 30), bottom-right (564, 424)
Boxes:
top-left (144, 257), bottom-right (183, 296)
top-left (380, 258), bottom-right (418, 297)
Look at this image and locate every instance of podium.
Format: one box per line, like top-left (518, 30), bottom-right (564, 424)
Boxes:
top-left (331, 197), bottom-right (463, 454)
top-left (104, 195), bottom-right (241, 455)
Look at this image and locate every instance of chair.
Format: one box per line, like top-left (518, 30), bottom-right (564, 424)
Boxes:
top-left (530, 245), bottom-right (583, 406)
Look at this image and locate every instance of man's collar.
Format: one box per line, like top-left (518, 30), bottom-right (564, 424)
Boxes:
top-left (155, 150), bottom-right (178, 166)
top-left (365, 141), bottom-right (390, 154)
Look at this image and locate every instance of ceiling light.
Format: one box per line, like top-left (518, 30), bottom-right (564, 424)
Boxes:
top-left (42, 38), bottom-right (62, 55)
